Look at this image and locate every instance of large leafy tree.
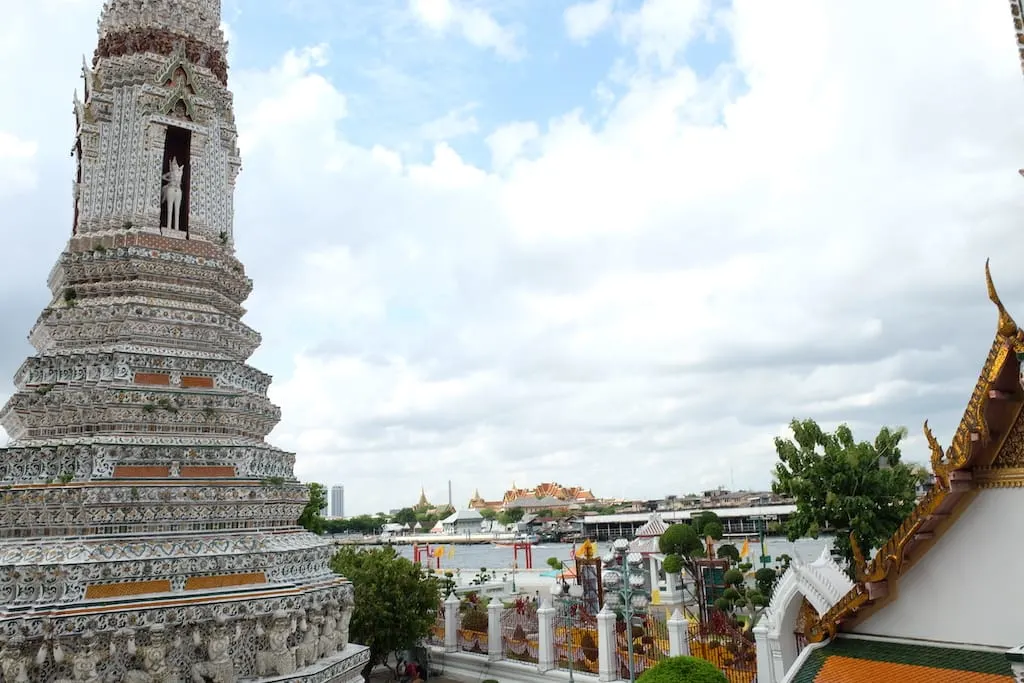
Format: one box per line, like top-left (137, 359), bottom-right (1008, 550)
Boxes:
top-left (392, 507), bottom-right (418, 526)
top-left (298, 482), bottom-right (327, 534)
top-left (772, 419), bottom-right (925, 578)
top-left (331, 546), bottom-right (440, 681)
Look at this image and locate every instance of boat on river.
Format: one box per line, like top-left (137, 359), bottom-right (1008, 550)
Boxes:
top-left (494, 534), bottom-right (539, 547)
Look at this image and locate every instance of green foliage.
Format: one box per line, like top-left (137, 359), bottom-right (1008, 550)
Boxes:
top-left (392, 507), bottom-right (417, 526)
top-left (479, 508), bottom-right (497, 520)
top-left (440, 571), bottom-right (456, 596)
top-left (298, 482), bottom-right (327, 535)
top-left (772, 419), bottom-right (923, 578)
top-left (737, 562), bottom-right (753, 572)
top-left (716, 544), bottom-right (740, 563)
top-left (497, 508), bottom-right (525, 525)
top-left (691, 511), bottom-right (724, 540)
top-left (662, 554), bottom-right (682, 574)
top-left (546, 557), bottom-right (562, 571)
top-left (723, 569), bottom-right (744, 586)
top-left (659, 523), bottom-right (702, 557)
top-left (324, 514), bottom-right (388, 534)
top-left (637, 655), bottom-right (728, 683)
top-left (755, 568), bottom-right (779, 600)
top-left (331, 546), bottom-right (439, 680)
top-left (659, 523), bottom-right (705, 585)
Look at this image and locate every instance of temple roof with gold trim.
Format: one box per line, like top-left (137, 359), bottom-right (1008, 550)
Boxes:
top-left (805, 261), bottom-right (1024, 642)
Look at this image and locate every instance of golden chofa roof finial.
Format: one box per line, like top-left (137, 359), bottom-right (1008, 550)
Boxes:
top-left (986, 258), bottom-right (1018, 338)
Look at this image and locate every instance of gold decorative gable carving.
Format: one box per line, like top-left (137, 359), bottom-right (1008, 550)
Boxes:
top-left (804, 260), bottom-right (1024, 643)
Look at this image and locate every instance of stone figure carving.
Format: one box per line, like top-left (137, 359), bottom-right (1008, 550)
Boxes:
top-left (293, 610), bottom-right (320, 669)
top-left (338, 593), bottom-right (354, 651)
top-left (255, 610), bottom-right (296, 677)
top-left (318, 601), bottom-right (341, 658)
top-left (124, 625), bottom-right (176, 683)
top-left (162, 157), bottom-right (185, 231)
top-left (0, 632), bottom-right (33, 683)
top-left (56, 629), bottom-right (107, 683)
top-left (190, 618), bottom-right (234, 683)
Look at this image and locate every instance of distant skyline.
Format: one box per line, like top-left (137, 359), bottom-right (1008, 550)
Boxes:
top-left (331, 485), bottom-right (345, 518)
top-left (2, 0), bottom-right (1024, 516)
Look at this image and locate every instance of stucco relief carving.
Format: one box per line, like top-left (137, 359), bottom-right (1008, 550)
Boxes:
top-left (190, 617), bottom-right (235, 683)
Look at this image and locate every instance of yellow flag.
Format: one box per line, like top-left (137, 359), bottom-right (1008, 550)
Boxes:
top-left (447, 545), bottom-right (455, 559)
top-left (740, 539), bottom-right (750, 559)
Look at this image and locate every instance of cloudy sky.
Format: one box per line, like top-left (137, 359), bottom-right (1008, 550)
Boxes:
top-left (1, 0), bottom-right (1023, 516)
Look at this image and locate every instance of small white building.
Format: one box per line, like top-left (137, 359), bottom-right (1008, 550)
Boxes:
top-left (629, 512), bottom-right (683, 603)
top-left (442, 509), bottom-right (484, 535)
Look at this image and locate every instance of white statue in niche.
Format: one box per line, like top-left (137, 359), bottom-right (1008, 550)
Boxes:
top-left (162, 157), bottom-right (185, 231)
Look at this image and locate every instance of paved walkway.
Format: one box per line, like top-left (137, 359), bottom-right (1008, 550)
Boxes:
top-left (367, 664), bottom-right (465, 683)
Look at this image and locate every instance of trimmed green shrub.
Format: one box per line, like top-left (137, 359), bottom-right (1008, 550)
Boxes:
top-left (637, 656), bottom-right (727, 683)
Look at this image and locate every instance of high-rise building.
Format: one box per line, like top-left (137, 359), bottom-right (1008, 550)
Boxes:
top-left (0, 1), bottom-right (367, 679)
top-left (331, 485), bottom-right (345, 518)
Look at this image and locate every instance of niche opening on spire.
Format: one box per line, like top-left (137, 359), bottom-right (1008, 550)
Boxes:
top-left (159, 125), bottom-right (192, 235)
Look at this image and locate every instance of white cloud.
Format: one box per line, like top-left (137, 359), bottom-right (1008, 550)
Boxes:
top-left (619, 0), bottom-right (710, 70)
top-left (564, 0), bottom-right (615, 43)
top-left (485, 121), bottom-right (539, 171)
top-left (3, 0), bottom-right (1024, 516)
top-left (410, 0), bottom-right (455, 31)
top-left (408, 0), bottom-right (522, 60)
top-left (0, 131), bottom-right (38, 196)
top-left (420, 104), bottom-right (480, 142)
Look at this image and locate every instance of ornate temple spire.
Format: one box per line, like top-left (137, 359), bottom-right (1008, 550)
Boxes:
top-left (98, 0), bottom-right (224, 47)
top-left (94, 0), bottom-right (229, 84)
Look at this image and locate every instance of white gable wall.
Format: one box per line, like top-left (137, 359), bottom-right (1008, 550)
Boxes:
top-left (852, 488), bottom-right (1022, 648)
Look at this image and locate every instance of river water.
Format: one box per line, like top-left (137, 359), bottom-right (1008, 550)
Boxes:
top-left (390, 537), bottom-right (834, 572)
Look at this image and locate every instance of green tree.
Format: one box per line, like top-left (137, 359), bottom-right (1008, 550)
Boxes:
top-left (393, 507), bottom-right (417, 526)
top-left (298, 482), bottom-right (327, 534)
top-left (637, 655), bottom-right (727, 683)
top-left (659, 524), bottom-right (705, 579)
top-left (713, 568), bottom-right (769, 631)
top-left (497, 508), bottom-right (525, 526)
top-left (755, 567), bottom-right (779, 600)
top-left (330, 546), bottom-right (440, 680)
top-left (772, 419), bottom-right (925, 578)
top-left (716, 543), bottom-right (740, 564)
top-left (478, 508), bottom-right (497, 520)
top-left (692, 511), bottom-right (724, 540)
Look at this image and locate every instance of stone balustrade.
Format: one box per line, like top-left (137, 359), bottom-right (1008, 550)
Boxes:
top-left (436, 593), bottom-right (692, 683)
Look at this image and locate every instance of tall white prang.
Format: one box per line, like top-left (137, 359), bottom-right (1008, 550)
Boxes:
top-left (0, 1), bottom-right (366, 680)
